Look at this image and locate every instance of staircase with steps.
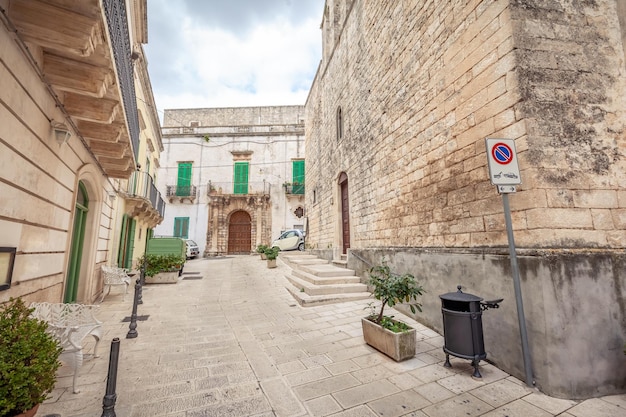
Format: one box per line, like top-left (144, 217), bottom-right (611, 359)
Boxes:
top-left (280, 252), bottom-right (371, 306)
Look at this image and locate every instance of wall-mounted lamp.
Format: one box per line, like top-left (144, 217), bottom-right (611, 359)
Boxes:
top-left (107, 190), bottom-right (117, 202)
top-left (51, 121), bottom-right (72, 145)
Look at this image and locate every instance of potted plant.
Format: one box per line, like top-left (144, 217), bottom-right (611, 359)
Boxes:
top-left (264, 246), bottom-right (280, 268)
top-left (256, 244), bottom-right (268, 260)
top-left (139, 253), bottom-right (186, 284)
top-left (362, 258), bottom-right (425, 361)
top-left (0, 298), bottom-right (62, 417)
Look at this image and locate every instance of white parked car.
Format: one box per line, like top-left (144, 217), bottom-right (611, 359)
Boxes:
top-left (272, 229), bottom-right (305, 251)
top-left (185, 239), bottom-right (199, 259)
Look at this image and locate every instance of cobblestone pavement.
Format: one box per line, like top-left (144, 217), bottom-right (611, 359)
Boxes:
top-left (36, 255), bottom-right (625, 417)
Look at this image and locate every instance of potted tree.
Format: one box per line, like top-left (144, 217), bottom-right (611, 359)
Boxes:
top-left (264, 246), bottom-right (280, 268)
top-left (256, 244), bottom-right (268, 260)
top-left (362, 258), bottom-right (425, 361)
top-left (0, 298), bottom-right (62, 417)
top-left (140, 253), bottom-right (186, 284)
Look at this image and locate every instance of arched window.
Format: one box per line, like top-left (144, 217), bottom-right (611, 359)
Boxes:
top-left (336, 106), bottom-right (343, 141)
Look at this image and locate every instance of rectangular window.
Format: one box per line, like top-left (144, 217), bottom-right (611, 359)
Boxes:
top-left (176, 162), bottom-right (192, 196)
top-left (292, 160), bottom-right (305, 194)
top-left (234, 162), bottom-right (249, 194)
top-left (173, 217), bottom-right (189, 239)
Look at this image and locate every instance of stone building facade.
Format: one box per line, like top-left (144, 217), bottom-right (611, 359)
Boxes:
top-left (0, 0), bottom-right (164, 304)
top-left (155, 106), bottom-right (305, 256)
top-left (306, 0), bottom-right (625, 398)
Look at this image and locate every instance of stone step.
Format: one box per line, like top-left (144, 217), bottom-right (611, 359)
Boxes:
top-left (331, 258), bottom-right (348, 268)
top-left (285, 284), bottom-right (371, 307)
top-left (299, 263), bottom-right (356, 277)
top-left (292, 269), bottom-right (361, 285)
top-left (286, 274), bottom-right (368, 296)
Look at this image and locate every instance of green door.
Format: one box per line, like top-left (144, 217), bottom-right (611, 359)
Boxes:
top-left (234, 162), bottom-right (249, 194)
top-left (64, 182), bottom-right (88, 303)
top-left (117, 215), bottom-right (136, 269)
top-left (177, 162), bottom-right (192, 196)
top-left (292, 160), bottom-right (305, 194)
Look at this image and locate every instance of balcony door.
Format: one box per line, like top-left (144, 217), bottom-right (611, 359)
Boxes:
top-left (64, 181), bottom-right (88, 303)
top-left (177, 162), bottom-right (192, 196)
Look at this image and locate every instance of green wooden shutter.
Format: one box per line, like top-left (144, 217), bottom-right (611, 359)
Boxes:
top-left (174, 217), bottom-right (189, 239)
top-left (234, 162), bottom-right (249, 194)
top-left (117, 214), bottom-right (128, 268)
top-left (124, 218), bottom-right (136, 269)
top-left (177, 163), bottom-right (192, 196)
top-left (292, 160), bottom-right (305, 194)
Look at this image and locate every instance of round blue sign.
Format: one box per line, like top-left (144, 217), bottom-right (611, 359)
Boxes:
top-left (492, 143), bottom-right (513, 165)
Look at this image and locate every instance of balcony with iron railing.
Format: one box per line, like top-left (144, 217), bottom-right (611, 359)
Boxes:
top-left (166, 184), bottom-right (198, 203)
top-left (207, 181), bottom-right (271, 196)
top-left (283, 182), bottom-right (305, 195)
top-left (124, 171), bottom-right (165, 227)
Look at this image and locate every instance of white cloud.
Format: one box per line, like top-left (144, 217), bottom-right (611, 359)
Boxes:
top-left (145, 1), bottom-right (322, 114)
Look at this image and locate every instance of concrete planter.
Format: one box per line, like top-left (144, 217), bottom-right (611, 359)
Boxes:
top-left (145, 270), bottom-right (179, 284)
top-left (267, 259), bottom-right (277, 268)
top-left (260, 253), bottom-right (267, 260)
top-left (361, 317), bottom-right (416, 361)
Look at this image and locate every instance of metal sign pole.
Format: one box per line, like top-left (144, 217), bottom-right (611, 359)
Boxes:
top-left (501, 192), bottom-right (534, 387)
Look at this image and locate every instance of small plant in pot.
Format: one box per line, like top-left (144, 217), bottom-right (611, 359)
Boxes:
top-left (264, 246), bottom-right (280, 268)
top-left (362, 258), bottom-right (425, 361)
top-left (256, 244), bottom-right (268, 260)
top-left (0, 298), bottom-right (62, 417)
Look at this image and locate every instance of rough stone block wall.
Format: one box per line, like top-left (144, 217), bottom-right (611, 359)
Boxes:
top-left (306, 0), bottom-right (626, 251)
top-left (305, 0), bottom-right (626, 398)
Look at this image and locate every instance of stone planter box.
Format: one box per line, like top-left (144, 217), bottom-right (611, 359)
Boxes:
top-left (361, 317), bottom-right (416, 361)
top-left (267, 259), bottom-right (277, 268)
top-left (145, 270), bottom-right (179, 284)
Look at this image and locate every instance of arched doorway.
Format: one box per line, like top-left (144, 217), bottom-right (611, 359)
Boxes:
top-left (228, 210), bottom-right (251, 254)
top-left (65, 181), bottom-right (88, 303)
top-left (339, 172), bottom-right (350, 254)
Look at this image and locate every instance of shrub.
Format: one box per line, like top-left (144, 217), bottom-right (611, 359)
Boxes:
top-left (0, 298), bottom-right (62, 415)
top-left (264, 246), bottom-right (280, 260)
top-left (256, 244), bottom-right (268, 254)
top-left (138, 253), bottom-right (185, 277)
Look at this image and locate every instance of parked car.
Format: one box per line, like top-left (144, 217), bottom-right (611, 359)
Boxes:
top-left (186, 239), bottom-right (199, 259)
top-left (272, 229), bottom-right (305, 251)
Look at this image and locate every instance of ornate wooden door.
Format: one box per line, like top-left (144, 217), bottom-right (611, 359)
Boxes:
top-left (228, 210), bottom-right (251, 254)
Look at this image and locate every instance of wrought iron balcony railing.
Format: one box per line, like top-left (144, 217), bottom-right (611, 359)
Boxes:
top-left (166, 185), bottom-right (198, 198)
top-left (283, 183), bottom-right (305, 195)
top-left (207, 181), bottom-right (271, 196)
top-left (126, 171), bottom-right (165, 218)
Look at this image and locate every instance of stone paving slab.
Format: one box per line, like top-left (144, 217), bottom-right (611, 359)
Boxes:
top-left (35, 255), bottom-right (625, 417)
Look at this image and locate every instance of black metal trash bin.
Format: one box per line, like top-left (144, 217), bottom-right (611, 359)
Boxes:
top-left (439, 285), bottom-right (502, 378)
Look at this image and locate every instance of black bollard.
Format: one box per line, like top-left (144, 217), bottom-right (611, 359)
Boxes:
top-left (101, 338), bottom-right (120, 417)
top-left (137, 266), bottom-right (144, 305)
top-left (126, 278), bottom-right (140, 339)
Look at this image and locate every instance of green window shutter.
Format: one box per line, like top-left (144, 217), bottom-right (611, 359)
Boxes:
top-left (174, 217), bottom-right (189, 239)
top-left (234, 162), bottom-right (249, 194)
top-left (125, 218), bottom-right (136, 269)
top-left (177, 163), bottom-right (192, 196)
top-left (117, 214), bottom-right (128, 268)
top-left (292, 160), bottom-right (305, 194)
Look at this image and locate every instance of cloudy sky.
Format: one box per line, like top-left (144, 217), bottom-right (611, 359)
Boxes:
top-left (144, 0), bottom-right (324, 116)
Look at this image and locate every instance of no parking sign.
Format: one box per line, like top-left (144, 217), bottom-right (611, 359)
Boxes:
top-left (485, 138), bottom-right (521, 187)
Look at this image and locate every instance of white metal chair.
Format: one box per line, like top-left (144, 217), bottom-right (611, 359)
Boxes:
top-left (100, 265), bottom-right (131, 302)
top-left (30, 302), bottom-right (102, 394)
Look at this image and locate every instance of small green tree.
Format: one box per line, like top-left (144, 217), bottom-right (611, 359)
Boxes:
top-left (368, 258), bottom-right (425, 325)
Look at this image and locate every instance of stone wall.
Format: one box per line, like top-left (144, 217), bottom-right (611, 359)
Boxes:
top-left (306, 0), bottom-right (625, 398)
top-left (163, 106), bottom-right (305, 127)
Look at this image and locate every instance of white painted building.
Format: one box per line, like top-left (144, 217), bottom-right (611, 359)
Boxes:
top-left (155, 106), bottom-right (306, 256)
